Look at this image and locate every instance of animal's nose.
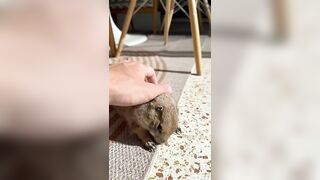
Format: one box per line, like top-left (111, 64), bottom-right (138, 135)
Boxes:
top-left (155, 138), bottom-right (166, 145)
top-left (160, 137), bottom-right (168, 144)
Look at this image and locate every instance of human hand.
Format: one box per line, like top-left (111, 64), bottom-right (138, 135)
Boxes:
top-left (109, 61), bottom-right (172, 106)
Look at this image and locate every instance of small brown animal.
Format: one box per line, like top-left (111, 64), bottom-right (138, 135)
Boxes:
top-left (113, 93), bottom-right (181, 151)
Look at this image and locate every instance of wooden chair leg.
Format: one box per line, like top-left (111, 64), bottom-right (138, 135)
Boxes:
top-left (202, 0), bottom-right (211, 27)
top-left (164, 0), bottom-right (174, 45)
top-left (152, 0), bottom-right (159, 34)
top-left (160, 10), bottom-right (165, 33)
top-left (109, 18), bottom-right (117, 57)
top-left (271, 0), bottom-right (288, 39)
top-left (130, 20), bottom-right (135, 31)
top-left (197, 0), bottom-right (203, 33)
top-left (188, 0), bottom-right (202, 75)
top-left (160, 17), bottom-right (165, 33)
top-left (163, 0), bottom-right (171, 45)
top-left (167, 0), bottom-right (175, 32)
top-left (115, 0), bottom-right (137, 57)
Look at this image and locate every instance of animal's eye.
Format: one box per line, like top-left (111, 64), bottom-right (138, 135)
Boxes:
top-left (157, 124), bottom-right (162, 132)
top-left (156, 106), bottom-right (163, 112)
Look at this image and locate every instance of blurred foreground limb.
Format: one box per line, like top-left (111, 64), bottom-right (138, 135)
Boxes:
top-left (0, 0), bottom-right (108, 141)
top-left (0, 0), bottom-right (108, 179)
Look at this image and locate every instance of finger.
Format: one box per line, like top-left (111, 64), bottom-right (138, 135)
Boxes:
top-left (142, 83), bottom-right (173, 101)
top-left (157, 84), bottom-right (173, 93)
top-left (114, 83), bottom-right (173, 106)
top-left (144, 66), bottom-right (158, 84)
top-left (145, 75), bottom-right (158, 84)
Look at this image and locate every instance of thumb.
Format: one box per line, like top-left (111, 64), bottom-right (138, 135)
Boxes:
top-left (154, 83), bottom-right (173, 94)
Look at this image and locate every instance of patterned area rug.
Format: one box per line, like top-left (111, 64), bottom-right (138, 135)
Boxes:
top-left (109, 55), bottom-right (194, 180)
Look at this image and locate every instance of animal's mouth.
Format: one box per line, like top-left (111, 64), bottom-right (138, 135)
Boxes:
top-left (149, 131), bottom-right (170, 144)
top-left (152, 136), bottom-right (162, 145)
top-left (150, 134), bottom-right (164, 145)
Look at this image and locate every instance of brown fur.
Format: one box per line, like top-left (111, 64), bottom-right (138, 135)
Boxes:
top-left (113, 93), bottom-right (180, 151)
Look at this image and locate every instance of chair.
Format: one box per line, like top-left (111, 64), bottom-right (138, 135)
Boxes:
top-left (112, 0), bottom-right (205, 75)
top-left (159, 0), bottom-right (211, 33)
top-left (110, 0), bottom-right (159, 34)
top-left (109, 16), bottom-right (117, 57)
top-left (162, 0), bottom-right (209, 75)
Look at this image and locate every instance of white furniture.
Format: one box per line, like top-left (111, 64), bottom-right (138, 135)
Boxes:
top-left (110, 15), bottom-right (147, 47)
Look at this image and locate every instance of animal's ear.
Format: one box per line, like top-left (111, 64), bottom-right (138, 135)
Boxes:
top-left (156, 106), bottom-right (164, 112)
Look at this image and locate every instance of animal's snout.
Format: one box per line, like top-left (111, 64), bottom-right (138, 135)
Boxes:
top-left (153, 135), bottom-right (168, 145)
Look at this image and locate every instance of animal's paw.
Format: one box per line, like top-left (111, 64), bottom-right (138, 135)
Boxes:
top-left (175, 127), bottom-right (182, 134)
top-left (145, 141), bottom-right (157, 152)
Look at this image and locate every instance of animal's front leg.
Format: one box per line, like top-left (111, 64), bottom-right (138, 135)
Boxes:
top-left (132, 126), bottom-right (157, 152)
